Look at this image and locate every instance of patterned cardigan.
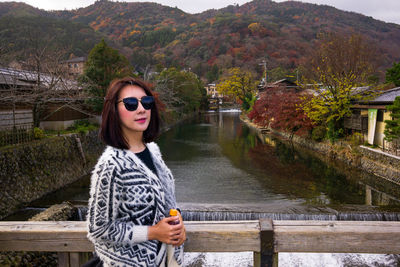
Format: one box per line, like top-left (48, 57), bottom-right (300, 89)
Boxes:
top-left (87, 143), bottom-right (184, 267)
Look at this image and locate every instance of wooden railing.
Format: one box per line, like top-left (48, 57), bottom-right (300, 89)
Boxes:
top-left (1, 220), bottom-right (400, 267)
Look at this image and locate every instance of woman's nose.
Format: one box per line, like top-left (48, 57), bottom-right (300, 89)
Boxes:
top-left (136, 101), bottom-right (145, 112)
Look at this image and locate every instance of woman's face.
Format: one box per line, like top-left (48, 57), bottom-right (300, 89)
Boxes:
top-left (117, 85), bottom-right (151, 136)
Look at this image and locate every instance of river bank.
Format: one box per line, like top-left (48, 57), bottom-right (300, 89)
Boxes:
top-left (0, 131), bottom-right (104, 220)
top-left (240, 115), bottom-right (400, 186)
top-left (0, 111), bottom-right (201, 220)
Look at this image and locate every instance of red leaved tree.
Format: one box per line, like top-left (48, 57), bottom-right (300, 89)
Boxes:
top-left (248, 87), bottom-right (313, 139)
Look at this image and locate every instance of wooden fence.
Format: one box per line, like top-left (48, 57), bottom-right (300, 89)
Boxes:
top-left (0, 124), bottom-right (34, 147)
top-left (1, 220), bottom-right (400, 267)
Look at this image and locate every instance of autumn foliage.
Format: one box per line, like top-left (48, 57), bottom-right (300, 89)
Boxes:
top-left (2, 1), bottom-right (400, 79)
top-left (248, 88), bottom-right (313, 136)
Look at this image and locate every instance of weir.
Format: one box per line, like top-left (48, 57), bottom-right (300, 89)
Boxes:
top-left (181, 210), bottom-right (400, 221)
top-left (74, 204), bottom-right (400, 222)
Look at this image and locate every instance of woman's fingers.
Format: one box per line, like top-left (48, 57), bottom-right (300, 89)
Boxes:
top-left (163, 216), bottom-right (179, 223)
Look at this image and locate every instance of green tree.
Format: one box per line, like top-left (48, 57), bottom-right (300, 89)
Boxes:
top-left (153, 68), bottom-right (205, 116)
top-left (384, 96), bottom-right (400, 142)
top-left (300, 33), bottom-right (376, 141)
top-left (216, 67), bottom-right (258, 111)
top-left (80, 39), bottom-right (133, 112)
top-left (386, 62), bottom-right (400, 86)
top-left (206, 65), bottom-right (220, 83)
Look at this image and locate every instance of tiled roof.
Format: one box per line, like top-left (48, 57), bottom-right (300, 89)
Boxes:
top-left (63, 57), bottom-right (86, 63)
top-left (0, 67), bottom-right (78, 90)
top-left (371, 87), bottom-right (400, 103)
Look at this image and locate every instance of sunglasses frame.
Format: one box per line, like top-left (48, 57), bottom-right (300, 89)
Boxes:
top-left (117, 96), bottom-right (155, 111)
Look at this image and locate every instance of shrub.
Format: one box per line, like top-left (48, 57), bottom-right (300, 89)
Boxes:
top-left (349, 132), bottom-right (364, 147)
top-left (73, 119), bottom-right (90, 128)
top-left (312, 125), bottom-right (326, 142)
top-left (76, 126), bottom-right (88, 135)
top-left (66, 119), bottom-right (98, 134)
top-left (33, 127), bottom-right (45, 139)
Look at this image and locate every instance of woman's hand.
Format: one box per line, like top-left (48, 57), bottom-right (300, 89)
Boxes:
top-left (148, 216), bottom-right (184, 246)
top-left (175, 212), bottom-right (186, 247)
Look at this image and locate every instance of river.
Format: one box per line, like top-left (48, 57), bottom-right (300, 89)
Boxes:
top-left (159, 110), bottom-right (400, 267)
top-left (7, 110), bottom-right (400, 266)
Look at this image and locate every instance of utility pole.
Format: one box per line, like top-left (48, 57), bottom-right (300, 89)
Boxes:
top-left (259, 60), bottom-right (267, 84)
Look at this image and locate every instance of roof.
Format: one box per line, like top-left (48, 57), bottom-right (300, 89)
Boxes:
top-left (272, 79), bottom-right (297, 86)
top-left (370, 87), bottom-right (400, 103)
top-left (0, 67), bottom-right (78, 90)
top-left (350, 86), bottom-right (371, 95)
top-left (63, 57), bottom-right (86, 64)
top-left (0, 72), bottom-right (33, 87)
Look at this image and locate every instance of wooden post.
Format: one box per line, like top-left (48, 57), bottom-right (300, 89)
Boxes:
top-left (257, 218), bottom-right (277, 267)
top-left (69, 252), bottom-right (80, 266)
top-left (365, 185), bottom-right (372, 205)
top-left (58, 252), bottom-right (70, 267)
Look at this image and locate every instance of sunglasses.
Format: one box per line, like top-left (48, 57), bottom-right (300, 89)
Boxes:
top-left (117, 96), bottom-right (155, 111)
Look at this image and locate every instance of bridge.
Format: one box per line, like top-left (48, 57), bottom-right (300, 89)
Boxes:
top-left (1, 219), bottom-right (400, 266)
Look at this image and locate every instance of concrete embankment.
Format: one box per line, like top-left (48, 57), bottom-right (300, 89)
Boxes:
top-left (241, 115), bottom-right (400, 186)
top-left (0, 131), bottom-right (104, 220)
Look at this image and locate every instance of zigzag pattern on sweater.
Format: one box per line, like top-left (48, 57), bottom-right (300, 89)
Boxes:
top-left (87, 144), bottom-right (183, 267)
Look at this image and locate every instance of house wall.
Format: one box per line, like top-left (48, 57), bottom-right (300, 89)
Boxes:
top-left (43, 105), bottom-right (88, 121)
top-left (61, 61), bottom-right (85, 79)
top-left (0, 109), bottom-right (33, 130)
top-left (40, 120), bottom-right (76, 130)
top-left (40, 105), bottom-right (90, 130)
top-left (374, 110), bottom-right (391, 147)
top-left (375, 121), bottom-right (385, 146)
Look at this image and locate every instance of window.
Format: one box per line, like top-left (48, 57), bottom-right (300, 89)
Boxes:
top-left (377, 110), bottom-right (384, 122)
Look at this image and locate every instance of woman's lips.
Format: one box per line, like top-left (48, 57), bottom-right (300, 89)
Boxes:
top-left (135, 118), bottom-right (146, 123)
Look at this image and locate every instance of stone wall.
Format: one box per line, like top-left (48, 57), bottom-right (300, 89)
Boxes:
top-left (0, 131), bottom-right (104, 220)
top-left (359, 146), bottom-right (400, 185)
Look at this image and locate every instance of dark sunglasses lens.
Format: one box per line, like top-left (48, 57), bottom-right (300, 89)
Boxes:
top-left (141, 96), bottom-right (154, 110)
top-left (123, 98), bottom-right (138, 111)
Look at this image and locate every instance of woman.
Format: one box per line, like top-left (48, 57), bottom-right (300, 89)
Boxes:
top-left (87, 77), bottom-right (185, 267)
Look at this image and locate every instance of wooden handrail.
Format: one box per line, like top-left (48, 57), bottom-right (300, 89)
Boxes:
top-left (1, 220), bottom-right (400, 267)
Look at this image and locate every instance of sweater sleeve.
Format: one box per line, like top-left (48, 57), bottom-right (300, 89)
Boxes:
top-left (87, 159), bottom-right (149, 246)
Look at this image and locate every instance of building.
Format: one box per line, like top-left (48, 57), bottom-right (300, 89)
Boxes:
top-left (205, 83), bottom-right (221, 98)
top-left (0, 67), bottom-right (92, 131)
top-left (61, 57), bottom-right (86, 79)
top-left (345, 87), bottom-right (400, 147)
top-left (259, 78), bottom-right (300, 94)
top-left (205, 83), bottom-right (224, 110)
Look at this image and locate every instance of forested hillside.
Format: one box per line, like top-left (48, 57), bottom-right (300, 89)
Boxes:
top-left (1, 0), bottom-right (400, 81)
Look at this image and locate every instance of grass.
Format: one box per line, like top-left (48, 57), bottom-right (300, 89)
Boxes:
top-left (44, 119), bottom-right (99, 136)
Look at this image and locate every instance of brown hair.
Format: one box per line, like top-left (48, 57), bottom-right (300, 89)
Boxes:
top-left (100, 77), bottom-right (160, 149)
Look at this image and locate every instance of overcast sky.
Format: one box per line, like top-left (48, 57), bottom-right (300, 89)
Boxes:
top-left (2, 0), bottom-right (400, 25)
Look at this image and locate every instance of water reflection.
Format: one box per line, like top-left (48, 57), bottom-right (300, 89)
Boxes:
top-left (158, 112), bottom-right (400, 212)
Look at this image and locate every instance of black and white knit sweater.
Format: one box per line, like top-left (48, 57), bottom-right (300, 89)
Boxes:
top-left (87, 142), bottom-right (184, 267)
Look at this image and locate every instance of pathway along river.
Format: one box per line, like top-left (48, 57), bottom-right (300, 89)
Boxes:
top-left (8, 110), bottom-right (400, 266)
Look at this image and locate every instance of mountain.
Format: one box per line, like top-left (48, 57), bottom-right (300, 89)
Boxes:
top-left (0, 2), bottom-right (47, 17)
top-left (0, 2), bottom-right (115, 62)
top-left (1, 0), bottom-right (400, 80)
